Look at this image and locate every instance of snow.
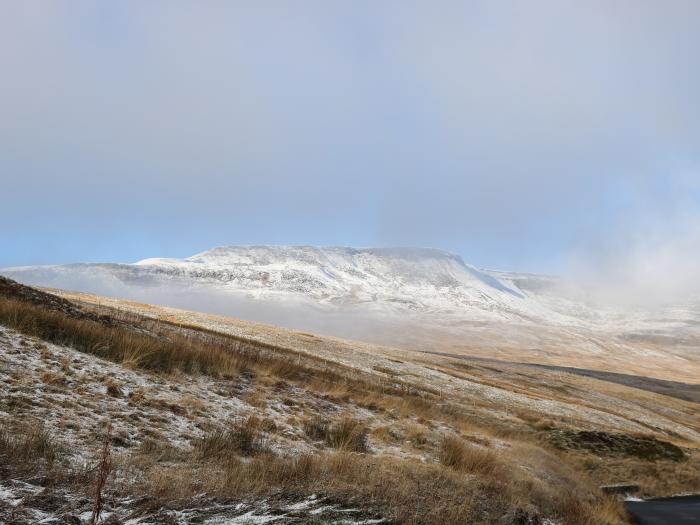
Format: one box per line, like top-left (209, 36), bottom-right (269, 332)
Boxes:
top-left (0, 246), bottom-right (566, 323)
top-left (3, 245), bottom-right (698, 334)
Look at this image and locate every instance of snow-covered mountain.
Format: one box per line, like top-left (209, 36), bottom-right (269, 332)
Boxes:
top-left (2, 246), bottom-right (699, 352)
top-left (0, 246), bottom-right (562, 321)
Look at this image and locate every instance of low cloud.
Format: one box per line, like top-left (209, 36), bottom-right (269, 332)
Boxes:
top-left (565, 178), bottom-right (700, 308)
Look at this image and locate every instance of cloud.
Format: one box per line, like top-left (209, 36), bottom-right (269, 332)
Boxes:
top-left (564, 174), bottom-right (700, 306)
top-left (1, 1), bottom-right (699, 275)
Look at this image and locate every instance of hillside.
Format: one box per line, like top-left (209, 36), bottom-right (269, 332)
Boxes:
top-left (1, 277), bottom-right (699, 523)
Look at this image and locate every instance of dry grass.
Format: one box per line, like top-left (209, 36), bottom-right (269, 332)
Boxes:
top-left (40, 370), bottom-right (66, 386)
top-left (438, 435), bottom-right (501, 476)
top-left (136, 444), bottom-right (628, 525)
top-left (302, 414), bottom-right (329, 441)
top-left (405, 424), bottom-right (429, 448)
top-left (194, 416), bottom-right (269, 458)
top-left (325, 417), bottom-right (369, 452)
top-left (0, 297), bottom-right (247, 377)
top-left (0, 414), bottom-right (629, 525)
top-left (570, 450), bottom-right (700, 498)
top-left (303, 415), bottom-right (369, 452)
top-left (0, 292), bottom-right (490, 453)
top-left (0, 296), bottom-right (427, 404)
top-left (0, 421), bottom-right (59, 470)
top-left (104, 378), bottom-right (123, 397)
top-left (372, 425), bottom-right (400, 444)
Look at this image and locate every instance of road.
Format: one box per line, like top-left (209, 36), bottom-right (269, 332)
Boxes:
top-left (626, 496), bottom-right (700, 524)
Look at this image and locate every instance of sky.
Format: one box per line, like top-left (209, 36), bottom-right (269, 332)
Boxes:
top-left (2, 1), bottom-right (700, 278)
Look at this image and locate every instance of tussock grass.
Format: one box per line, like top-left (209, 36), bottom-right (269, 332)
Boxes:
top-left (0, 416), bottom-right (628, 525)
top-left (303, 415), bottom-right (369, 452)
top-left (195, 416), bottom-right (269, 458)
top-left (405, 424), bottom-right (429, 448)
top-left (40, 370), bottom-right (66, 386)
top-left (325, 417), bottom-right (369, 452)
top-left (0, 295), bottom-right (462, 427)
top-left (0, 286), bottom-right (637, 523)
top-left (0, 421), bottom-right (58, 469)
top-left (302, 415), bottom-right (329, 441)
top-left (439, 435), bottom-right (501, 476)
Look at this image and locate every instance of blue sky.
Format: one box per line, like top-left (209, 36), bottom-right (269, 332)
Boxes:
top-left (2, 1), bottom-right (700, 274)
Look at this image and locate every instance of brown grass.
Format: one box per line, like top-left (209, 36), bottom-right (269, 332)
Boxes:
top-left (105, 378), bottom-right (123, 397)
top-left (0, 414), bottom-right (629, 525)
top-left (0, 297), bottom-right (246, 377)
top-left (325, 417), bottom-right (369, 452)
top-left (303, 415), bottom-right (369, 452)
top-left (194, 416), bottom-right (269, 458)
top-left (40, 370), bottom-right (66, 386)
top-left (438, 435), bottom-right (501, 476)
top-left (136, 444), bottom-right (628, 525)
top-left (405, 424), bottom-right (429, 448)
top-left (302, 414), bottom-right (329, 441)
top-left (0, 293), bottom-right (480, 441)
top-left (0, 421), bottom-right (58, 469)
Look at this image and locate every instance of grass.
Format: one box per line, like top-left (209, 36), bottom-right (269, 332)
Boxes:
top-left (0, 295), bottom-right (412, 392)
top-left (0, 413), bottom-right (630, 525)
top-left (324, 417), bottom-right (369, 452)
top-left (195, 416), bottom-right (269, 458)
top-left (139, 443), bottom-right (628, 525)
top-left (0, 296), bottom-right (246, 377)
top-left (303, 415), bottom-right (369, 452)
top-left (438, 435), bottom-right (501, 476)
top-left (0, 294), bottom-right (469, 433)
top-left (0, 421), bottom-right (59, 469)
top-left (302, 414), bottom-right (329, 441)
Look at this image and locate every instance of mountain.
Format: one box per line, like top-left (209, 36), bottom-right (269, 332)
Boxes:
top-left (2, 245), bottom-right (699, 381)
top-left (0, 245), bottom-right (558, 320)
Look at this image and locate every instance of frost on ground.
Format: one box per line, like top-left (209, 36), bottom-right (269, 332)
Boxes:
top-left (0, 478), bottom-right (384, 525)
top-left (0, 324), bottom-right (397, 462)
top-left (124, 494), bottom-right (386, 525)
top-left (0, 324), bottom-right (400, 524)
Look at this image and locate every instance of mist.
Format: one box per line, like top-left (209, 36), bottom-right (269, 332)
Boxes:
top-left (563, 175), bottom-right (700, 308)
top-left (6, 265), bottom-right (418, 343)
